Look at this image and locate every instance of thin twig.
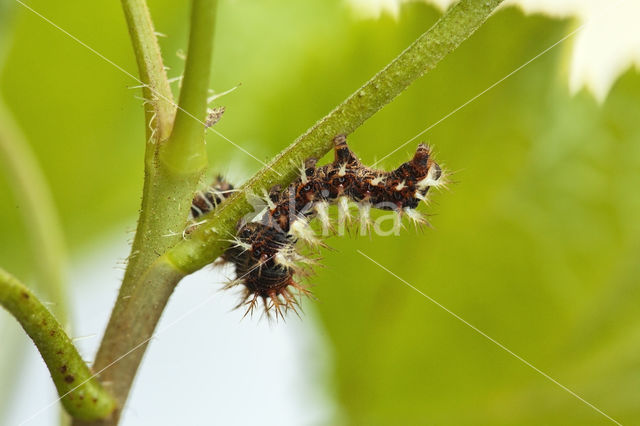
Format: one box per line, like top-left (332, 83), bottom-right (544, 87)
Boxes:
top-left (0, 268), bottom-right (116, 422)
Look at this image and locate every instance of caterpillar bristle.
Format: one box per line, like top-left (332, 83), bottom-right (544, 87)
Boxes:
top-left (414, 191), bottom-right (427, 202)
top-left (281, 290), bottom-right (303, 319)
top-left (337, 196), bottom-right (352, 225)
top-left (417, 162), bottom-right (443, 190)
top-left (289, 218), bottom-right (322, 248)
top-left (239, 291), bottom-right (260, 319)
top-left (298, 160), bottom-right (309, 184)
top-left (190, 176), bottom-right (235, 219)
top-left (192, 134), bottom-right (444, 320)
top-left (403, 207), bottom-right (428, 228)
top-left (370, 175), bottom-right (385, 186)
top-left (314, 201), bottom-right (332, 235)
top-left (274, 249), bottom-right (298, 269)
top-left (223, 278), bottom-right (244, 291)
top-left (357, 202), bottom-right (372, 236)
top-left (225, 236), bottom-right (252, 253)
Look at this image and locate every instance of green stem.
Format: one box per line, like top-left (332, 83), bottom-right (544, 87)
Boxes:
top-left (92, 0), bottom-right (218, 421)
top-left (167, 0), bottom-right (504, 273)
top-left (121, 0), bottom-right (175, 142)
top-left (160, 0), bottom-right (217, 173)
top-left (0, 99), bottom-right (69, 325)
top-left (0, 268), bottom-right (116, 421)
top-left (79, 258), bottom-right (185, 426)
top-left (114, 0), bottom-right (177, 310)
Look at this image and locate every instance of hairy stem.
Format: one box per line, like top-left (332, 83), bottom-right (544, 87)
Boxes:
top-left (114, 0), bottom-right (176, 313)
top-left (0, 268), bottom-right (116, 421)
top-left (92, 0), bottom-right (218, 421)
top-left (121, 0), bottom-right (175, 142)
top-left (77, 258), bottom-right (185, 426)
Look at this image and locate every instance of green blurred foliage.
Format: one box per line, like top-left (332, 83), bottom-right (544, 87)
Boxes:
top-left (1, 0), bottom-right (639, 424)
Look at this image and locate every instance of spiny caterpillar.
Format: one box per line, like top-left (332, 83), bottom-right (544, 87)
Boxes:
top-left (191, 176), bottom-right (235, 218)
top-left (191, 135), bottom-right (444, 319)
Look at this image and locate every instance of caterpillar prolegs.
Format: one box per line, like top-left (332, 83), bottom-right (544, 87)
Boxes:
top-left (191, 135), bottom-right (444, 318)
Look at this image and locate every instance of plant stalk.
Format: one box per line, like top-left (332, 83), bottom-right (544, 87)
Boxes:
top-left (113, 0), bottom-right (177, 314)
top-left (0, 268), bottom-right (116, 421)
top-left (90, 0), bottom-right (218, 422)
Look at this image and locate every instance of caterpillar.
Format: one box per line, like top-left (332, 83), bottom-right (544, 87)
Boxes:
top-left (191, 135), bottom-right (444, 319)
top-left (190, 175), bottom-right (235, 218)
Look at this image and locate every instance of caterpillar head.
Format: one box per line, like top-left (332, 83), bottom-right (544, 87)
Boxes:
top-left (390, 144), bottom-right (443, 209)
top-left (412, 144), bottom-right (443, 191)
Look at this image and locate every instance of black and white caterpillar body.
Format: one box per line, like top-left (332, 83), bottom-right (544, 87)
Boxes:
top-left (192, 135), bottom-right (444, 318)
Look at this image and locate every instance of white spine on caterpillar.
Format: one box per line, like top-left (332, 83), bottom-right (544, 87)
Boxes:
top-left (276, 246), bottom-right (316, 270)
top-left (417, 165), bottom-right (443, 190)
top-left (371, 175), bottom-right (385, 186)
top-left (314, 201), bottom-right (332, 235)
top-left (403, 206), bottom-right (427, 227)
top-left (358, 202), bottom-right (372, 236)
top-left (299, 161), bottom-right (309, 184)
top-left (337, 196), bottom-right (352, 228)
top-left (289, 217), bottom-right (320, 247)
top-left (275, 247), bottom-right (299, 269)
top-left (262, 189), bottom-right (276, 210)
top-left (229, 235), bottom-right (252, 252)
